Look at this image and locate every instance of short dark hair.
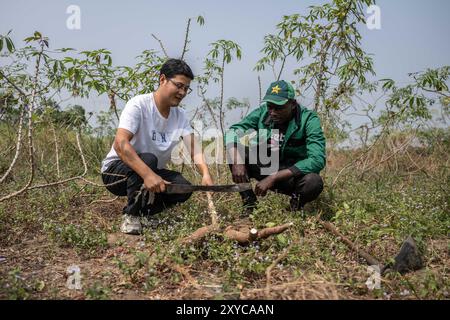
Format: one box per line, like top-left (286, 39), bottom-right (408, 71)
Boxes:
top-left (160, 59), bottom-right (194, 80)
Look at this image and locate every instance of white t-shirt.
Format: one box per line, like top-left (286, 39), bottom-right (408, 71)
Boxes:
top-left (101, 93), bottom-right (193, 172)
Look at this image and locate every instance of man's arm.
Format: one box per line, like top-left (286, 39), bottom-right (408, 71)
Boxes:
top-left (254, 169), bottom-right (293, 196)
top-left (224, 106), bottom-right (263, 147)
top-left (289, 113), bottom-right (326, 176)
top-left (255, 113), bottom-right (326, 196)
top-left (183, 133), bottom-right (213, 185)
top-left (228, 145), bottom-right (248, 183)
top-left (113, 128), bottom-right (168, 193)
top-left (225, 106), bottom-right (264, 183)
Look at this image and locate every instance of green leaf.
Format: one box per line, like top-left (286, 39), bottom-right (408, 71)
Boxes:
top-left (236, 49), bottom-right (242, 60)
top-left (35, 280), bottom-right (45, 292)
top-left (409, 97), bottom-right (415, 109)
top-left (197, 15), bottom-right (205, 26)
top-left (276, 234), bottom-right (288, 246)
top-left (343, 202), bottom-right (350, 210)
top-left (67, 68), bottom-right (74, 78)
top-left (0, 38), bottom-right (3, 52)
top-left (59, 61), bottom-right (66, 72)
top-left (381, 79), bottom-right (395, 91)
top-left (5, 37), bottom-right (14, 53)
top-left (265, 222), bottom-right (276, 228)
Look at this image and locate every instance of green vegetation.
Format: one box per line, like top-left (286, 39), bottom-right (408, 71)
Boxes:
top-left (0, 0), bottom-right (448, 300)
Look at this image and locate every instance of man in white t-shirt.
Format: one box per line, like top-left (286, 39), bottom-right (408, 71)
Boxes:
top-left (101, 59), bottom-right (213, 235)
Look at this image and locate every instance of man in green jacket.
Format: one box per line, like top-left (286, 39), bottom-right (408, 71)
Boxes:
top-left (225, 80), bottom-right (326, 215)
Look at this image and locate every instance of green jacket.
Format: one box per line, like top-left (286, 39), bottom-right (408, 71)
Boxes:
top-left (224, 103), bottom-right (326, 176)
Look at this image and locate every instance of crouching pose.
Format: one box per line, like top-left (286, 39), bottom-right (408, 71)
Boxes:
top-left (225, 80), bottom-right (326, 215)
top-left (101, 59), bottom-right (213, 234)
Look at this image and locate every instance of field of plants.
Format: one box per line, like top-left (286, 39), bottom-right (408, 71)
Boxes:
top-left (1, 0), bottom-right (448, 300)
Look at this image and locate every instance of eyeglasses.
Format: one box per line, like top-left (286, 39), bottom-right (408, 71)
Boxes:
top-left (168, 79), bottom-right (192, 94)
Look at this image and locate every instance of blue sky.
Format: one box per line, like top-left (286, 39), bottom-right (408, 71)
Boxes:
top-left (1, 0), bottom-right (449, 126)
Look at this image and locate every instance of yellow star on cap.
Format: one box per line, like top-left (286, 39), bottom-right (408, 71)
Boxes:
top-left (271, 85), bottom-right (281, 94)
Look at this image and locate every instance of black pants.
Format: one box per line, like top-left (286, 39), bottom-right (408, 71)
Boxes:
top-left (101, 153), bottom-right (192, 216)
top-left (235, 163), bottom-right (324, 209)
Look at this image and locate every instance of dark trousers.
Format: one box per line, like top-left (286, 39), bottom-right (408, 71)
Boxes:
top-left (101, 153), bottom-right (192, 216)
top-left (236, 163), bottom-right (324, 209)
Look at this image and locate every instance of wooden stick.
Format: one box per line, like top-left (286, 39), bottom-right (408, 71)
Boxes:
top-left (206, 192), bottom-right (218, 227)
top-left (321, 221), bottom-right (381, 266)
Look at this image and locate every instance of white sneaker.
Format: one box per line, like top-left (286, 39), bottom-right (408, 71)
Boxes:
top-left (140, 216), bottom-right (160, 229)
top-left (120, 214), bottom-right (142, 235)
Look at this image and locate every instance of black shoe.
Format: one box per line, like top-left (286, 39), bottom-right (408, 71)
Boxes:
top-left (289, 195), bottom-right (302, 212)
top-left (239, 189), bottom-right (257, 218)
top-left (240, 201), bottom-right (257, 218)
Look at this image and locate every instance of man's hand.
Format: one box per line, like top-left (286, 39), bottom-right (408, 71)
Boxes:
top-left (231, 164), bottom-right (248, 183)
top-left (255, 175), bottom-right (276, 196)
top-left (201, 173), bottom-right (214, 186)
top-left (144, 172), bottom-right (169, 193)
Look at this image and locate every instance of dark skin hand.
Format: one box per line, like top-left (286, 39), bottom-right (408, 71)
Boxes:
top-left (231, 164), bottom-right (248, 183)
top-left (254, 168), bottom-right (294, 196)
top-left (231, 100), bottom-right (298, 195)
top-left (231, 166), bottom-right (295, 196)
top-left (254, 175), bottom-right (276, 196)
top-left (229, 145), bottom-right (249, 183)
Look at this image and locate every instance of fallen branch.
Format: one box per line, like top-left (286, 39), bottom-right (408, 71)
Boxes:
top-left (320, 220), bottom-right (381, 266)
top-left (88, 196), bottom-right (120, 206)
